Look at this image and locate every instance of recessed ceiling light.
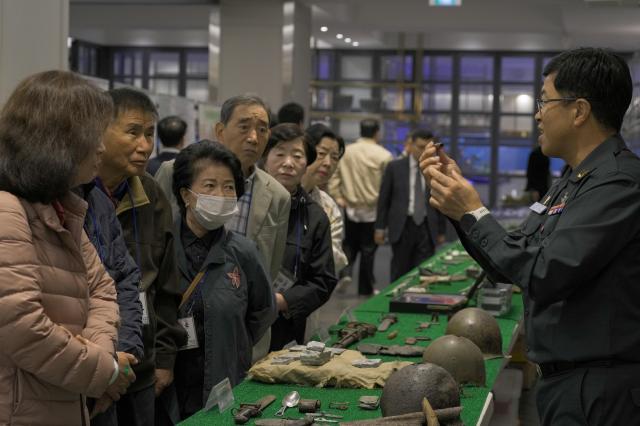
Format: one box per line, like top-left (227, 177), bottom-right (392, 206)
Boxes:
top-left (320, 26), bottom-right (328, 32)
top-left (352, 41), bottom-right (359, 47)
top-left (345, 37), bottom-right (352, 43)
top-left (336, 33), bottom-right (343, 39)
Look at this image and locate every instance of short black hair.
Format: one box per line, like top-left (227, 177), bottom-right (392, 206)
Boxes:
top-left (263, 123), bottom-right (316, 165)
top-left (172, 140), bottom-right (245, 218)
top-left (306, 123), bottom-right (345, 159)
top-left (411, 128), bottom-right (434, 142)
top-left (360, 119), bottom-right (380, 138)
top-left (220, 94), bottom-right (269, 126)
top-left (543, 47), bottom-right (632, 132)
top-left (277, 102), bottom-right (305, 126)
top-left (157, 116), bottom-right (187, 148)
top-left (108, 88), bottom-right (158, 120)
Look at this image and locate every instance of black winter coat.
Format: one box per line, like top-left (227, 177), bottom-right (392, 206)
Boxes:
top-left (79, 182), bottom-right (144, 360)
top-left (270, 187), bottom-right (337, 350)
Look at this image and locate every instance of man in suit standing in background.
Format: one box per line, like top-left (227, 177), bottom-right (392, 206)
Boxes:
top-left (375, 129), bottom-right (446, 281)
top-left (146, 116), bottom-right (187, 176)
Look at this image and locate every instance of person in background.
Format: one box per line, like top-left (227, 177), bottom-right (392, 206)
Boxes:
top-left (375, 129), bottom-right (446, 281)
top-left (277, 102), bottom-right (305, 129)
top-left (420, 47), bottom-right (640, 425)
top-left (77, 180), bottom-right (144, 423)
top-left (525, 145), bottom-right (551, 202)
top-left (0, 70), bottom-right (120, 425)
top-left (263, 123), bottom-right (337, 349)
top-left (302, 123), bottom-right (348, 274)
top-left (328, 119), bottom-right (392, 296)
top-left (171, 141), bottom-right (274, 418)
top-left (98, 88), bottom-right (186, 426)
top-left (147, 115), bottom-right (188, 177)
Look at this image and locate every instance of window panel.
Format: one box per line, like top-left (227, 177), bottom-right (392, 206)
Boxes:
top-left (339, 87), bottom-right (372, 111)
top-left (316, 51), bottom-right (333, 80)
top-left (500, 85), bottom-right (534, 113)
top-left (459, 84), bottom-right (493, 112)
top-left (501, 57), bottom-right (535, 82)
top-left (382, 119), bottom-right (412, 144)
top-left (499, 115), bottom-right (533, 144)
top-left (459, 114), bottom-right (491, 144)
top-left (186, 80), bottom-right (209, 102)
top-left (186, 51), bottom-right (209, 76)
top-left (423, 56), bottom-right (453, 81)
top-left (420, 113), bottom-right (451, 139)
top-left (149, 52), bottom-right (180, 76)
top-left (459, 145), bottom-right (491, 175)
top-left (311, 88), bottom-right (333, 110)
top-left (148, 78), bottom-right (179, 96)
top-left (422, 84), bottom-right (452, 111)
top-left (468, 178), bottom-right (490, 205)
top-left (498, 146), bottom-right (531, 175)
top-left (381, 88), bottom-right (412, 112)
top-left (380, 54), bottom-right (413, 81)
top-left (460, 56), bottom-right (493, 81)
top-left (340, 55), bottom-right (373, 80)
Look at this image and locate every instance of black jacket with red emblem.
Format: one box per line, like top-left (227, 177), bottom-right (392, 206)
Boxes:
top-left (173, 217), bottom-right (274, 409)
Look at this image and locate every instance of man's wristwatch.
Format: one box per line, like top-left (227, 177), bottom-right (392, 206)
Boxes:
top-left (460, 206), bottom-right (490, 232)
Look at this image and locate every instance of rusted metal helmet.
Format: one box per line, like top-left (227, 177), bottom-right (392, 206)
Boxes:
top-left (422, 335), bottom-right (486, 386)
top-left (445, 307), bottom-right (503, 356)
top-left (380, 363), bottom-right (460, 416)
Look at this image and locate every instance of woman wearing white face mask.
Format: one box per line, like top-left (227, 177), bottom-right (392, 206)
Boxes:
top-left (171, 140), bottom-right (275, 419)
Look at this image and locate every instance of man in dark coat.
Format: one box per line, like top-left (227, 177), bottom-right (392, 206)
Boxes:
top-left (147, 115), bottom-right (187, 177)
top-left (420, 47), bottom-right (640, 425)
top-left (78, 182), bottom-right (144, 423)
top-left (375, 129), bottom-right (446, 281)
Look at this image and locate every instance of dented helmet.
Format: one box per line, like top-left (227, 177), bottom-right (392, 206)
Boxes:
top-left (422, 335), bottom-right (486, 386)
top-left (380, 363), bottom-right (460, 416)
top-left (445, 307), bottom-right (503, 355)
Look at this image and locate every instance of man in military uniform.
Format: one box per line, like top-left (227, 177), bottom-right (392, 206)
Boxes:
top-left (420, 47), bottom-right (640, 424)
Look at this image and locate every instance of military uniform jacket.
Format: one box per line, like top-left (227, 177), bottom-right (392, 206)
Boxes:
top-left (456, 135), bottom-right (640, 364)
top-left (174, 219), bottom-right (274, 395)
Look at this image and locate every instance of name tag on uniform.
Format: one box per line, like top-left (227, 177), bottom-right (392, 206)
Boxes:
top-left (272, 268), bottom-right (296, 293)
top-left (529, 202), bottom-right (547, 215)
top-left (178, 316), bottom-right (199, 351)
top-left (139, 291), bottom-right (150, 325)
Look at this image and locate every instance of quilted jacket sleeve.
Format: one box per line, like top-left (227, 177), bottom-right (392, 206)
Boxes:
top-left (0, 194), bottom-right (116, 398)
top-left (80, 231), bottom-right (120, 357)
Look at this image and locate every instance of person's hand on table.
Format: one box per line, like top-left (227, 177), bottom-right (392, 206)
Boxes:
top-left (275, 292), bottom-right (288, 313)
top-left (154, 368), bottom-right (174, 396)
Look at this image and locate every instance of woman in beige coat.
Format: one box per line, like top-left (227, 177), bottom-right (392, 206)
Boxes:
top-left (0, 71), bottom-right (121, 425)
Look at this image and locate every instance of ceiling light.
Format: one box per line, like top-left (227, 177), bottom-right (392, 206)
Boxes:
top-left (345, 37), bottom-right (352, 43)
top-left (336, 33), bottom-right (343, 39)
top-left (320, 26), bottom-right (328, 32)
top-left (352, 41), bottom-right (359, 47)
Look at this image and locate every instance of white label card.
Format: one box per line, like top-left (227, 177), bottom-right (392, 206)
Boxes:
top-left (204, 377), bottom-right (234, 413)
top-left (529, 202), bottom-right (547, 215)
top-left (272, 269), bottom-right (296, 293)
top-left (139, 291), bottom-right (150, 325)
top-left (177, 317), bottom-right (199, 351)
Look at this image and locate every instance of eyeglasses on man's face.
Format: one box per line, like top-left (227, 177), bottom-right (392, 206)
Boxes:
top-left (535, 97), bottom-right (581, 113)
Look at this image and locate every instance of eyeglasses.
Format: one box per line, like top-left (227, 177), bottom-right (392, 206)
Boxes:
top-left (535, 97), bottom-right (582, 112)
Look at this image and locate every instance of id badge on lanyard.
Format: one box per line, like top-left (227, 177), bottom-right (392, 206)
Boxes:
top-left (178, 316), bottom-right (199, 350)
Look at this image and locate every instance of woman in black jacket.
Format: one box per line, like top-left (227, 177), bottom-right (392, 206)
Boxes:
top-left (263, 123), bottom-right (337, 350)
